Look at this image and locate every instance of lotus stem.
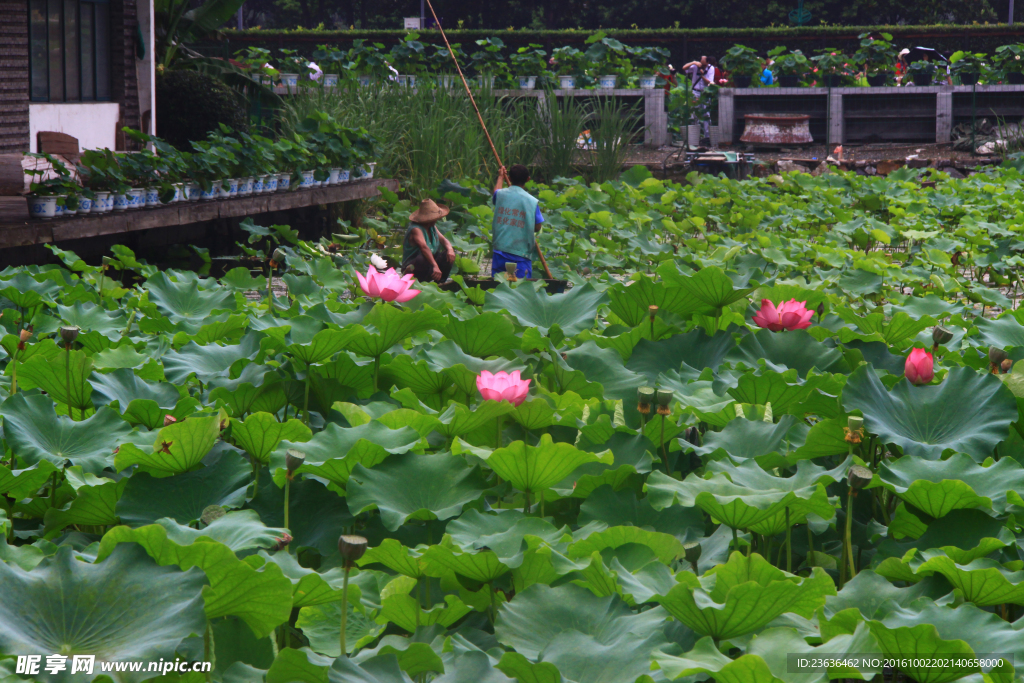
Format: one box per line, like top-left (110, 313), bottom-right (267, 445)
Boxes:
top-left (252, 461), bottom-right (260, 498)
top-left (302, 374), bottom-right (311, 425)
top-left (540, 492), bottom-right (545, 518)
top-left (807, 522), bottom-right (814, 565)
top-left (496, 414), bottom-right (503, 449)
top-left (489, 581), bottom-right (497, 624)
top-left (267, 264), bottom-right (275, 312)
top-left (120, 311), bottom-right (136, 337)
top-left (524, 490), bottom-right (531, 515)
top-left (65, 344), bottom-right (72, 420)
top-left (731, 526), bottom-right (738, 553)
top-left (660, 414), bottom-right (669, 475)
top-left (283, 476), bottom-right (291, 533)
top-left (204, 621), bottom-right (213, 682)
top-left (373, 355), bottom-right (381, 393)
top-left (10, 351), bottom-right (16, 395)
top-left (49, 471), bottom-right (58, 508)
top-left (845, 488), bottom-right (857, 580)
top-left (785, 507), bottom-right (792, 572)
top-left (339, 567), bottom-right (350, 657)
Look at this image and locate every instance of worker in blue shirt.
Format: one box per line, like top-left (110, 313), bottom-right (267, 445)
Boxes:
top-left (761, 59), bottom-right (775, 86)
top-left (491, 164), bottom-right (545, 279)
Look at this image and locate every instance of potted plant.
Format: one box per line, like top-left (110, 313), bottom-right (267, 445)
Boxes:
top-left (189, 139), bottom-right (234, 200)
top-left (77, 148), bottom-right (126, 212)
top-left (277, 49), bottom-right (308, 91)
top-left (312, 45), bottom-right (349, 87)
top-left (348, 39), bottom-right (390, 87)
top-left (721, 44), bottom-right (762, 87)
top-left (853, 32), bottom-right (897, 86)
top-left (25, 153), bottom-right (80, 219)
top-left (551, 46), bottom-right (585, 89)
top-left (272, 137), bottom-right (308, 191)
top-left (510, 44), bottom-right (548, 90)
top-left (629, 45), bottom-right (669, 89)
top-left (471, 37), bottom-right (508, 88)
top-left (995, 44), bottom-right (1024, 84)
top-left (768, 47), bottom-right (811, 87)
top-left (812, 49), bottom-right (854, 87)
top-left (425, 42), bottom-right (468, 89)
top-left (949, 51), bottom-right (986, 86)
top-left (667, 87), bottom-right (700, 146)
top-left (389, 33), bottom-right (426, 87)
top-left (585, 31), bottom-right (630, 89)
top-left (236, 46), bottom-right (277, 86)
top-left (908, 60), bottom-right (937, 86)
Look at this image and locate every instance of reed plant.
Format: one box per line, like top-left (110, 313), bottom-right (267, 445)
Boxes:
top-left (585, 96), bottom-right (643, 184)
top-left (538, 92), bottom-right (588, 182)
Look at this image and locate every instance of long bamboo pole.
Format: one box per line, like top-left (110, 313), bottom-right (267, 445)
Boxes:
top-left (422, 0), bottom-right (555, 280)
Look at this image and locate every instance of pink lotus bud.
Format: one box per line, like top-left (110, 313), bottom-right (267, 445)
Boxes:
top-left (905, 348), bottom-right (934, 385)
top-left (356, 265), bottom-right (420, 302)
top-left (476, 370), bottom-right (531, 406)
top-left (752, 299), bottom-right (814, 332)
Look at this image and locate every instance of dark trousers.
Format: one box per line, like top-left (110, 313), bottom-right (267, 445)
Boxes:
top-left (403, 248), bottom-right (453, 283)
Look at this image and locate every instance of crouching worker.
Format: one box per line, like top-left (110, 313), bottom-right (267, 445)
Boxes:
top-left (492, 164), bottom-right (545, 278)
top-left (402, 199), bottom-right (456, 283)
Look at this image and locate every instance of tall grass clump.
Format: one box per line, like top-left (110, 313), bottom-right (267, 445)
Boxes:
top-left (538, 93), bottom-right (588, 182)
top-left (585, 97), bottom-right (643, 184)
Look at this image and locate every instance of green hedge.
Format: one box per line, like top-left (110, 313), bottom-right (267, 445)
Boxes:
top-left (210, 24), bottom-right (1024, 63)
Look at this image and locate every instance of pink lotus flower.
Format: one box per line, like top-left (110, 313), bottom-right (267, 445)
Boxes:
top-left (905, 348), bottom-right (934, 385)
top-left (356, 266), bottom-right (420, 303)
top-left (476, 370), bottom-right (531, 406)
top-left (752, 299), bottom-right (814, 332)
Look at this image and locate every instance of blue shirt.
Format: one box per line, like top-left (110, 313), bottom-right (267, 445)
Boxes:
top-left (761, 68), bottom-right (774, 85)
top-left (493, 191), bottom-right (544, 226)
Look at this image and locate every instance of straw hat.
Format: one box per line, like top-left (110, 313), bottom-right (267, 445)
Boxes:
top-left (410, 199), bottom-right (449, 223)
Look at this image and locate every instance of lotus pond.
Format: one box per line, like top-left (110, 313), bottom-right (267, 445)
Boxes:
top-left (3, 163), bottom-right (1024, 683)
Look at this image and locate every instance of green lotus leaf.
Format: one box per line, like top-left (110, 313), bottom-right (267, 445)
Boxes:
top-left (495, 583), bottom-right (670, 681)
top-left (144, 271), bottom-right (236, 321)
top-left (445, 510), bottom-right (568, 568)
top-left (230, 412), bottom-right (312, 464)
top-left (728, 329), bottom-right (850, 378)
top-left (689, 414), bottom-right (810, 468)
top-left (208, 365), bottom-right (289, 417)
top-left (824, 570), bottom-right (955, 622)
top-left (563, 342), bottom-right (648, 402)
top-left (266, 649), bottom-right (414, 683)
top-left (646, 458), bottom-right (842, 532)
top-left (842, 364), bottom-right (1018, 461)
top-left (433, 400), bottom-right (515, 439)
top-left (344, 304), bottom-right (444, 359)
top-left (347, 452), bottom-right (490, 531)
top-left (91, 367), bottom-right (181, 411)
top-left (0, 459), bottom-right (59, 500)
top-left (277, 422), bottom-right (422, 488)
top-left (658, 263), bottom-right (756, 310)
top-left (43, 466), bottom-right (126, 532)
top-left (568, 526), bottom-right (685, 565)
top-left (247, 476), bottom-right (354, 556)
top-left (790, 418), bottom-right (852, 460)
top-left (97, 514), bottom-right (293, 638)
top-left (354, 636), bottom-right (446, 678)
top-left (431, 649), bottom-right (515, 683)
top-left (117, 447), bottom-right (251, 526)
top-left (18, 348), bottom-right (93, 413)
top-left (973, 314), bottom-right (1024, 350)
top-left (379, 590), bottom-right (472, 634)
top-left (311, 353), bottom-right (376, 399)
top-left (569, 546), bottom-right (678, 606)
top-left (421, 540), bottom-right (512, 583)
top-left (210, 616), bottom-right (276, 680)
top-left (288, 327), bottom-right (354, 365)
top-left (58, 301), bottom-right (127, 340)
top-left (358, 538), bottom-right (427, 579)
top-left (2, 393), bottom-right (131, 473)
top-left (653, 551), bottom-right (836, 640)
top-left (726, 368), bottom-right (835, 416)
top-left (606, 274), bottom-right (713, 327)
top-left (654, 638), bottom-right (784, 683)
top-left (835, 309), bottom-right (935, 346)
top-left (0, 271), bottom-right (62, 308)
top-left (877, 452), bottom-right (1024, 517)
top-left (578, 486), bottom-right (705, 542)
top-left (114, 414), bottom-right (222, 475)
top-left (440, 310), bottom-right (520, 358)
top-left (496, 653), bottom-right (562, 683)
top-left (380, 355), bottom-right (454, 405)
top-left (867, 602), bottom-right (1024, 683)
top-left (162, 333), bottom-right (262, 384)
top-left (297, 599), bottom-right (384, 657)
top-left (415, 341), bottom-right (522, 396)
top-left (461, 434), bottom-right (613, 498)
top-left (914, 552), bottom-right (1024, 606)
top-left (484, 282), bottom-right (607, 336)
top-left (624, 330), bottom-right (735, 381)
top-left (0, 544), bottom-right (206, 683)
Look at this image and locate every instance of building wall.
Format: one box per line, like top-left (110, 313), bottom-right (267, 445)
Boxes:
top-left (137, 0), bottom-right (156, 137)
top-left (0, 0), bottom-right (30, 153)
top-left (111, 0), bottom-right (141, 146)
top-left (29, 103), bottom-right (122, 153)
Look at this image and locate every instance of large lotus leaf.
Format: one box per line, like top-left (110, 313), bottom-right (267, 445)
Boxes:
top-left (653, 552), bottom-right (836, 640)
top-left (43, 466), bottom-right (127, 532)
top-left (259, 550), bottom-right (367, 609)
top-left (117, 446), bottom-right (251, 526)
top-left (210, 615), bottom-right (276, 680)
top-left (0, 271), bottom-right (62, 308)
top-left (247, 476), bottom-right (354, 557)
top-left (606, 274), bottom-right (714, 327)
top-left (418, 340), bottom-right (525, 396)
top-left (433, 400), bottom-right (515, 439)
top-left (91, 367), bottom-right (181, 412)
top-left (97, 516), bottom-right (293, 638)
top-left (568, 526), bottom-right (685, 565)
top-left (877, 452), bottom-right (1024, 517)
top-left (461, 434), bottom-right (613, 496)
top-left (868, 602), bottom-right (1024, 683)
top-left (973, 314), bottom-right (1024, 350)
top-left (658, 263), bottom-right (756, 310)
top-left (646, 458), bottom-right (843, 532)
top-left (288, 327), bottom-right (354, 365)
top-left (445, 510), bottom-right (568, 568)
top-left (726, 369), bottom-right (834, 416)
top-left (421, 541), bottom-right (512, 583)
top-left (689, 415), bottom-right (810, 468)
top-left (578, 486), bottom-right (705, 542)
top-left (624, 330), bottom-right (735, 381)
top-left (496, 652), bottom-right (563, 683)
top-left (0, 544), bottom-right (206, 683)
top-left (380, 591), bottom-right (473, 634)
top-left (312, 353), bottom-right (376, 399)
top-left (266, 649), bottom-right (414, 683)
top-left (728, 329), bottom-right (849, 377)
top-left (653, 639), bottom-right (784, 683)
top-left (18, 348), bottom-right (93, 412)
top-left (144, 270), bottom-right (236, 321)
top-left (58, 301), bottom-right (127, 340)
top-left (230, 412), bottom-right (312, 464)
top-left (344, 304), bottom-right (444, 359)
top-left (114, 414), bottom-right (222, 475)
top-left (432, 649), bottom-right (515, 683)
top-left (208, 364), bottom-right (288, 416)
top-left (353, 632), bottom-right (448, 678)
top-left (162, 333), bottom-right (262, 384)
top-left (1, 393), bottom-right (131, 473)
top-left (563, 341), bottom-right (648, 402)
top-left (277, 422), bottom-right (422, 488)
top-left (440, 311), bottom-right (520, 358)
top-left (0, 459), bottom-right (58, 500)
top-left (380, 355), bottom-right (454, 403)
top-left (358, 538), bottom-right (427, 579)
top-left (912, 552), bottom-right (1024, 606)
top-left (842, 364), bottom-right (1017, 461)
top-left (824, 570), bottom-right (955, 622)
top-left (347, 452), bottom-right (490, 531)
top-left (484, 282), bottom-right (607, 336)
top-left (495, 584), bottom-right (670, 674)
top-left (296, 600), bottom-right (384, 657)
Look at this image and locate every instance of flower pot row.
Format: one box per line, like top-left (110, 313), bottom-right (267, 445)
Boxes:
top-left (280, 72), bottom-right (661, 91)
top-left (27, 164), bottom-right (377, 221)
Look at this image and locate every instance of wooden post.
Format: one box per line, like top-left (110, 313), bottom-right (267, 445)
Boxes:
top-left (645, 89), bottom-right (668, 147)
top-left (828, 91), bottom-right (844, 146)
top-left (718, 89), bottom-right (735, 146)
top-left (936, 88), bottom-right (953, 144)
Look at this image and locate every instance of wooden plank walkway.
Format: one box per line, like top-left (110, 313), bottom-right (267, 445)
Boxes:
top-left (0, 178), bottom-right (399, 250)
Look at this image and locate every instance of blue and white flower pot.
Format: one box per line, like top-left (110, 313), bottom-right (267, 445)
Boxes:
top-left (339, 169), bottom-right (351, 183)
top-left (78, 196), bottom-right (93, 213)
top-left (29, 196), bottom-right (57, 220)
top-left (357, 75), bottom-right (372, 87)
top-left (281, 73), bottom-right (299, 88)
top-left (324, 74), bottom-right (339, 87)
top-left (300, 170), bottom-right (316, 188)
top-left (202, 183), bottom-right (219, 201)
top-left (558, 75), bottom-right (577, 89)
top-left (598, 75), bottom-right (618, 89)
top-left (127, 188), bottom-right (145, 209)
top-left (518, 76), bottom-right (537, 89)
top-left (639, 74), bottom-right (657, 89)
top-left (278, 173), bottom-right (291, 191)
top-left (145, 187), bottom-right (160, 207)
top-left (92, 192), bottom-right (110, 212)
top-left (329, 168), bottom-right (342, 185)
top-left (112, 193), bottom-right (129, 211)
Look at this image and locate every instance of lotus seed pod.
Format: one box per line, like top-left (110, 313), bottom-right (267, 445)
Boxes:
top-left (102, 256), bottom-right (113, 267)
top-left (637, 386), bottom-right (655, 406)
top-left (505, 262), bottom-right (517, 275)
top-left (59, 325), bottom-right (80, 344)
top-left (683, 541), bottom-right (702, 565)
top-left (19, 328), bottom-right (30, 343)
top-left (200, 505), bottom-right (227, 525)
top-left (286, 449), bottom-right (306, 474)
top-left (932, 325), bottom-right (953, 346)
top-left (656, 389), bottom-right (674, 407)
top-left (1002, 358), bottom-right (1014, 374)
top-left (989, 347), bottom-right (1009, 365)
top-left (272, 248), bottom-right (287, 264)
top-left (847, 465), bottom-right (873, 490)
top-left (847, 415), bottom-right (864, 432)
top-left (338, 534), bottom-right (368, 565)
top-left (163, 414), bottom-right (178, 427)
top-left (649, 305), bottom-right (659, 319)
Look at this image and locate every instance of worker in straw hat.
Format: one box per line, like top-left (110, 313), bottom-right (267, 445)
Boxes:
top-left (402, 198), bottom-right (456, 283)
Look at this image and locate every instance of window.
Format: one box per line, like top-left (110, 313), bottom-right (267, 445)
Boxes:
top-left (29, 0), bottom-right (111, 102)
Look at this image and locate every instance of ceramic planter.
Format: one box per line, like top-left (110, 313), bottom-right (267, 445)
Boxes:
top-left (324, 74), bottom-right (339, 87)
top-left (201, 182), bottom-right (219, 201)
top-left (518, 76), bottom-right (537, 90)
top-left (127, 188), bottom-right (145, 209)
top-left (558, 75), bottom-right (577, 89)
top-left (145, 187), bottom-right (160, 208)
top-left (329, 168), bottom-right (342, 185)
top-left (28, 196), bottom-right (57, 220)
top-left (112, 193), bottom-right (129, 211)
top-left (687, 124), bottom-right (700, 147)
top-left (278, 173), bottom-right (291, 191)
top-left (281, 73), bottom-right (300, 88)
top-left (339, 169), bottom-right (352, 183)
top-left (92, 191), bottom-right (110, 212)
top-left (357, 75), bottom-right (373, 87)
top-left (265, 175), bottom-right (279, 192)
top-left (597, 75), bottom-right (618, 89)
top-left (477, 75), bottom-right (496, 89)
top-left (300, 170), bottom-right (316, 188)
top-left (78, 196), bottom-right (93, 213)
top-left (396, 75), bottom-right (416, 88)
top-left (639, 74), bottom-right (657, 89)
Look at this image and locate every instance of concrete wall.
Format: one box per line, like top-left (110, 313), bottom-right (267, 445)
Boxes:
top-left (137, 0), bottom-right (156, 136)
top-left (29, 103), bottom-right (121, 153)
